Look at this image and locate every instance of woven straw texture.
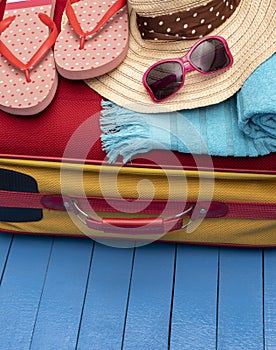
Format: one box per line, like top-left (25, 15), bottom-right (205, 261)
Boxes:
top-left (86, 0), bottom-right (276, 113)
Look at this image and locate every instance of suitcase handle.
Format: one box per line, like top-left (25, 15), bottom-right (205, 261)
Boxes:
top-left (67, 198), bottom-right (194, 235)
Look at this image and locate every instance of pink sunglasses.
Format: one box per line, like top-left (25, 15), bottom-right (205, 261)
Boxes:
top-left (142, 36), bottom-right (233, 103)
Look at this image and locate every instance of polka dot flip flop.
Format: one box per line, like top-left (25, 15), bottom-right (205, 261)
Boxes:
top-left (54, 0), bottom-right (129, 80)
top-left (0, 0), bottom-right (58, 116)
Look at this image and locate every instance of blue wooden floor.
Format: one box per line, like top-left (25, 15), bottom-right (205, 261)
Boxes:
top-left (0, 233), bottom-right (276, 350)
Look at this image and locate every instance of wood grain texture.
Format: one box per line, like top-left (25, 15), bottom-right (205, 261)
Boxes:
top-left (0, 235), bottom-right (53, 350)
top-left (122, 243), bottom-right (176, 350)
top-left (76, 242), bottom-right (134, 350)
top-left (29, 237), bottom-right (94, 350)
top-left (264, 249), bottom-right (276, 350)
top-left (0, 233), bottom-right (274, 350)
top-left (0, 232), bottom-right (13, 283)
top-left (217, 248), bottom-right (263, 350)
top-left (170, 245), bottom-right (219, 350)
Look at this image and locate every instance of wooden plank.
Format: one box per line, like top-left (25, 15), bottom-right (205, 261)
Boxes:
top-left (264, 249), bottom-right (276, 349)
top-left (0, 235), bottom-right (53, 350)
top-left (122, 243), bottom-right (176, 350)
top-left (170, 245), bottom-right (219, 350)
top-left (217, 248), bottom-right (263, 350)
top-left (30, 237), bottom-right (94, 350)
top-left (0, 232), bottom-right (13, 282)
top-left (76, 242), bottom-right (134, 350)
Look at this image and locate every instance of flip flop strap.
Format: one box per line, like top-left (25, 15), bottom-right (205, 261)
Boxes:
top-left (0, 0), bottom-right (6, 21)
top-left (66, 0), bottom-right (127, 50)
top-left (0, 13), bottom-right (58, 82)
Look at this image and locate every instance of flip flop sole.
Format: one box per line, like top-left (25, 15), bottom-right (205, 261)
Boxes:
top-left (54, 0), bottom-right (128, 80)
top-left (0, 0), bottom-right (57, 116)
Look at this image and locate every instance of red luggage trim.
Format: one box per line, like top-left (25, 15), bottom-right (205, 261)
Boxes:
top-left (1, 189), bottom-right (276, 220)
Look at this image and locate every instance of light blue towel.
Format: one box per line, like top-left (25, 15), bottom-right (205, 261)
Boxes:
top-left (100, 54), bottom-right (276, 163)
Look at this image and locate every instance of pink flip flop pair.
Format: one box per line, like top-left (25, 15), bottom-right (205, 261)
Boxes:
top-left (0, 0), bottom-right (129, 116)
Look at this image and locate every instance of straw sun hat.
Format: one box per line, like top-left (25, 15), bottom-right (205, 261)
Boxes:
top-left (86, 0), bottom-right (276, 113)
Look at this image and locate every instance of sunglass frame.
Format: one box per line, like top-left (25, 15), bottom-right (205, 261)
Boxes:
top-left (143, 35), bottom-right (234, 103)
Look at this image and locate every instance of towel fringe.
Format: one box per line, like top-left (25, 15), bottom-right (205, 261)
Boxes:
top-left (100, 101), bottom-right (154, 163)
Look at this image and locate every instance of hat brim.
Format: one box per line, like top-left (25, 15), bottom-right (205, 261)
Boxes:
top-left (86, 1), bottom-right (276, 113)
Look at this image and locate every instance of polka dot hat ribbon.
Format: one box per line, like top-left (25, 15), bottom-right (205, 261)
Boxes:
top-left (136, 0), bottom-right (240, 40)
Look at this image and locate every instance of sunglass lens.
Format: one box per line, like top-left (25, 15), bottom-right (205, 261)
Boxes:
top-left (190, 38), bottom-right (231, 73)
top-left (146, 62), bottom-right (183, 101)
